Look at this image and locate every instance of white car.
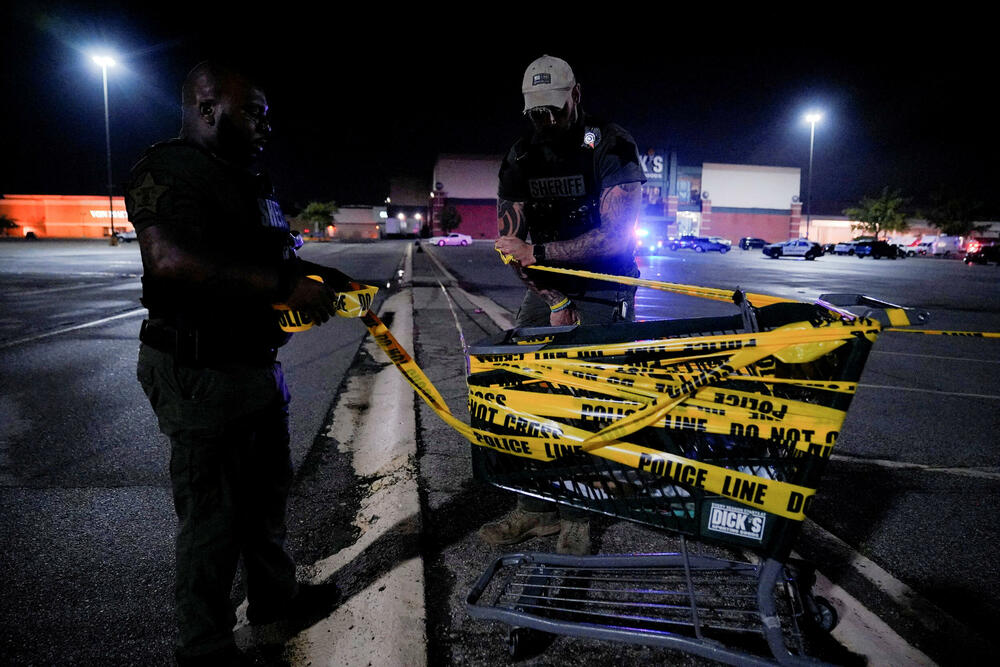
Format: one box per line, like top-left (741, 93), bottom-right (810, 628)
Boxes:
top-left (113, 229), bottom-right (137, 243)
top-left (833, 240), bottom-right (857, 255)
top-left (430, 232), bottom-right (472, 247)
top-left (762, 238), bottom-right (822, 260)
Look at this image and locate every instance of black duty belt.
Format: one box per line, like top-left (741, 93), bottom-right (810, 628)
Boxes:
top-left (139, 319), bottom-right (278, 367)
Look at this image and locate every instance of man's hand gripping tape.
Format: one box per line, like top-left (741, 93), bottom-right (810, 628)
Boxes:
top-left (273, 275), bottom-right (379, 332)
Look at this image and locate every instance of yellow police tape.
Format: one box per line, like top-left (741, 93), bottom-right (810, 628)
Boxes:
top-left (274, 261), bottom-right (997, 522)
top-left (496, 251), bottom-right (798, 308)
top-left (274, 275), bottom-right (379, 332)
top-left (884, 328), bottom-right (1000, 338)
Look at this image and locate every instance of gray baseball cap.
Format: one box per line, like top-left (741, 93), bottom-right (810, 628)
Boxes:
top-left (521, 55), bottom-right (575, 112)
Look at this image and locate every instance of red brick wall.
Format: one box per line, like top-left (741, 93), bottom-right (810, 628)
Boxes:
top-left (708, 211), bottom-right (793, 244)
top-left (452, 201), bottom-right (496, 239)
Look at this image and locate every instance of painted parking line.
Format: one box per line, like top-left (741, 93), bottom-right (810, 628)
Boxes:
top-left (831, 453), bottom-right (1000, 481)
top-left (3, 278), bottom-right (140, 297)
top-left (0, 308), bottom-right (147, 350)
top-left (873, 349), bottom-right (1000, 364)
top-left (858, 383), bottom-right (1000, 400)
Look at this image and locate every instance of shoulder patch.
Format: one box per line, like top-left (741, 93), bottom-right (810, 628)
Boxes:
top-left (128, 173), bottom-right (169, 216)
top-left (583, 127), bottom-right (601, 149)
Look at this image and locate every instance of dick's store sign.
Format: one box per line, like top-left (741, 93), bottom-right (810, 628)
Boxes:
top-left (641, 149), bottom-right (667, 211)
top-left (640, 149), bottom-right (666, 190)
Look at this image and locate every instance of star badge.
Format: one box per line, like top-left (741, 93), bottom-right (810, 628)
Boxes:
top-left (128, 173), bottom-right (168, 216)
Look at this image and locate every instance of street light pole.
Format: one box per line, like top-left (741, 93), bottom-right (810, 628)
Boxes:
top-left (804, 112), bottom-right (822, 240)
top-left (92, 55), bottom-right (116, 244)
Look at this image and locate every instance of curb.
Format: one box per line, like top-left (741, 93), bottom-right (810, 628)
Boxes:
top-left (287, 280), bottom-right (427, 666)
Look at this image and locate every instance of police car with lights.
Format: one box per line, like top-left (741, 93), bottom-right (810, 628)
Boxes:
top-left (964, 240), bottom-right (1000, 265)
top-left (762, 238), bottom-right (823, 260)
top-left (668, 235), bottom-right (732, 253)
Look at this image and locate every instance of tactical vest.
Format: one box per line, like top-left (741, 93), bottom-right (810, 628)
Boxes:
top-left (511, 119), bottom-right (637, 289)
top-left (127, 140), bottom-right (297, 346)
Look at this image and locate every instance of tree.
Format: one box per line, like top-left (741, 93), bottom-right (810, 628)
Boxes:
top-left (0, 213), bottom-right (19, 237)
top-left (439, 205), bottom-right (462, 234)
top-left (292, 200), bottom-right (338, 235)
top-left (921, 192), bottom-right (986, 237)
top-left (843, 187), bottom-right (909, 239)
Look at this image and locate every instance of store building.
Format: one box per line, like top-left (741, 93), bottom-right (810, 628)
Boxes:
top-left (427, 151), bottom-right (816, 244)
top-left (327, 205), bottom-right (386, 241)
top-left (0, 194), bottom-right (132, 238)
top-left (429, 155), bottom-right (500, 239)
top-left (386, 176), bottom-right (429, 238)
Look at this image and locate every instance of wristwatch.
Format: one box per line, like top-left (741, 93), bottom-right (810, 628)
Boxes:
top-left (532, 243), bottom-right (546, 263)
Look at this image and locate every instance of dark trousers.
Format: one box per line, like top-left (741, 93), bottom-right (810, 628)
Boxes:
top-left (137, 345), bottom-right (298, 659)
top-left (514, 282), bottom-right (636, 517)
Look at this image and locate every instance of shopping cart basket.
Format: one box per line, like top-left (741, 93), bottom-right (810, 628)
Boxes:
top-left (465, 296), bottom-right (915, 665)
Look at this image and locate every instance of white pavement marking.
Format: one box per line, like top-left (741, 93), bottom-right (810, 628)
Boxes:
top-left (797, 520), bottom-right (945, 666)
top-left (4, 278), bottom-right (139, 297)
top-left (831, 453), bottom-right (1000, 480)
top-left (423, 247), bottom-right (515, 331)
top-left (0, 307), bottom-right (147, 350)
top-left (283, 289), bottom-right (426, 667)
top-left (874, 349), bottom-right (1000, 364)
top-left (858, 383), bottom-right (1000, 400)
top-left (810, 567), bottom-right (936, 667)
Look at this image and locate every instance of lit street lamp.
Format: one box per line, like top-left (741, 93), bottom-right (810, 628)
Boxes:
top-left (803, 111), bottom-right (822, 240)
top-left (92, 54), bottom-right (117, 244)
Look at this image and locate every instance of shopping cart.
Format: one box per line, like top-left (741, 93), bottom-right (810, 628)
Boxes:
top-left (465, 295), bottom-right (923, 665)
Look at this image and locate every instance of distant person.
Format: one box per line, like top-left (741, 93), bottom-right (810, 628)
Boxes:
top-left (125, 61), bottom-right (346, 666)
top-left (486, 54), bottom-right (645, 556)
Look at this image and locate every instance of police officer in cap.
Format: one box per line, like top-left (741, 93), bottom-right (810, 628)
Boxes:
top-left (127, 61), bottom-right (344, 665)
top-left (484, 55), bottom-right (645, 556)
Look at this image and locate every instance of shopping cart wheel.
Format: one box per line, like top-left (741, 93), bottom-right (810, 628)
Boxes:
top-left (507, 627), bottom-right (528, 658)
top-left (506, 627), bottom-right (549, 659)
top-left (805, 595), bottom-right (838, 632)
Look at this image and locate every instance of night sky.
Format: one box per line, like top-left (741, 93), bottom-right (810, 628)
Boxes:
top-left (3, 2), bottom-right (998, 219)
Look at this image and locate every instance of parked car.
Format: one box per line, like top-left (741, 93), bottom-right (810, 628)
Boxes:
top-left (821, 243), bottom-right (836, 255)
top-left (668, 235), bottom-right (732, 253)
top-left (854, 239), bottom-right (901, 259)
top-left (738, 237), bottom-right (767, 250)
top-left (637, 237), bottom-right (668, 255)
top-left (905, 241), bottom-right (933, 257)
top-left (113, 229), bottom-right (137, 243)
top-left (430, 232), bottom-right (472, 246)
top-left (964, 240), bottom-right (1000, 265)
top-left (833, 238), bottom-right (871, 255)
top-left (762, 238), bottom-right (822, 260)
top-left (666, 235), bottom-right (698, 251)
top-left (635, 227), bottom-right (669, 255)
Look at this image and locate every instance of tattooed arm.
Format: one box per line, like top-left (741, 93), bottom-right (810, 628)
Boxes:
top-left (545, 181), bottom-right (642, 262)
top-left (494, 198), bottom-right (571, 312)
top-left (497, 197), bottom-right (527, 240)
top-left (494, 182), bottom-right (642, 270)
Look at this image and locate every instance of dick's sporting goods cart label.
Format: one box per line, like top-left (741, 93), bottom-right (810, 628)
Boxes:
top-left (702, 501), bottom-right (770, 545)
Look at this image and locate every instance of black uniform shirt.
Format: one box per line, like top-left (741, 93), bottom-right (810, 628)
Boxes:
top-left (498, 113), bottom-right (645, 293)
top-left (125, 139), bottom-right (295, 346)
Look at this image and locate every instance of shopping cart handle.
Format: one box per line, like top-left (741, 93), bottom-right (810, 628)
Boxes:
top-left (817, 293), bottom-right (930, 326)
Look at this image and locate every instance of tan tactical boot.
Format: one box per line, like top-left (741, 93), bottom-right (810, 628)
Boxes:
top-left (478, 509), bottom-right (560, 546)
top-left (555, 519), bottom-right (591, 555)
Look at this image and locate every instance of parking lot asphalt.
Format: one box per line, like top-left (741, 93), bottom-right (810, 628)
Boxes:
top-left (2, 238), bottom-right (996, 665)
